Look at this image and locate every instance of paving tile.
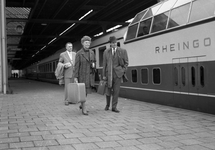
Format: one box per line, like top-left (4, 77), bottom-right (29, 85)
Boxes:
top-left (72, 143), bottom-right (99, 150)
top-left (78, 136), bottom-right (103, 143)
top-left (48, 145), bottom-right (75, 150)
top-left (0, 143), bottom-right (8, 150)
top-left (57, 138), bottom-right (81, 145)
top-left (117, 139), bottom-right (142, 147)
top-left (95, 141), bottom-right (121, 148)
top-left (9, 142), bottom-right (34, 149)
top-left (34, 140), bottom-right (59, 147)
top-left (180, 144), bottom-right (211, 150)
top-left (100, 135), bottom-right (123, 141)
top-left (0, 137), bottom-right (19, 144)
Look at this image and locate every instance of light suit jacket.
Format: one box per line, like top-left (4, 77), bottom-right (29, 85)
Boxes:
top-left (58, 51), bottom-right (76, 79)
top-left (55, 62), bottom-right (65, 85)
top-left (102, 47), bottom-right (129, 88)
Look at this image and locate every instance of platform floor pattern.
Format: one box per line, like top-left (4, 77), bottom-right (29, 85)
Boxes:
top-left (0, 79), bottom-right (215, 150)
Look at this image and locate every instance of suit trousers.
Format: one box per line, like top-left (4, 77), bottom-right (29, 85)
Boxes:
top-left (64, 78), bottom-right (74, 102)
top-left (106, 71), bottom-right (121, 109)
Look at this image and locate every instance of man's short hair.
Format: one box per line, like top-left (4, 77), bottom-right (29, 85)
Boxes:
top-left (65, 42), bottom-right (72, 47)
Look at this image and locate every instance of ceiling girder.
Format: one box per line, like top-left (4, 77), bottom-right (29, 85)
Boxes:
top-left (7, 18), bottom-right (128, 26)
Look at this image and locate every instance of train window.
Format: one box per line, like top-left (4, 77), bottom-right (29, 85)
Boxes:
top-left (131, 10), bottom-right (147, 24)
top-left (141, 68), bottom-right (148, 84)
top-left (153, 68), bottom-right (161, 84)
top-left (181, 67), bottom-right (186, 86)
top-left (168, 4), bottom-right (190, 29)
top-left (55, 61), bottom-right (58, 68)
top-left (99, 46), bottom-right (106, 67)
top-left (92, 49), bottom-right (96, 55)
top-left (50, 63), bottom-right (52, 72)
top-left (156, 0), bottom-right (177, 15)
top-left (144, 3), bottom-right (162, 19)
top-left (189, 0), bottom-right (215, 23)
top-left (151, 11), bottom-right (169, 33)
top-left (126, 24), bottom-right (138, 41)
top-left (53, 62), bottom-right (56, 72)
top-left (131, 69), bottom-right (138, 83)
top-left (191, 66), bottom-right (196, 87)
top-left (174, 67), bottom-right (178, 86)
top-left (200, 66), bottom-right (205, 87)
top-left (137, 18), bottom-right (152, 37)
top-left (117, 42), bottom-right (120, 47)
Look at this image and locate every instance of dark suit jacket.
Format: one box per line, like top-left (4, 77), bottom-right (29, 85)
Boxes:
top-left (103, 47), bottom-right (129, 88)
top-left (58, 51), bottom-right (76, 79)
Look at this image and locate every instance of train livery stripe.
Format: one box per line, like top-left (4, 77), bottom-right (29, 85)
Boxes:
top-left (120, 86), bottom-right (215, 98)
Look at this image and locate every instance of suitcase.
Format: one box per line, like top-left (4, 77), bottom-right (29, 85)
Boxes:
top-left (97, 80), bottom-right (106, 95)
top-left (67, 83), bottom-right (86, 104)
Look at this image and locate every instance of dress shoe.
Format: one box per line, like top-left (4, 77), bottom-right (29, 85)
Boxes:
top-left (105, 106), bottom-right (109, 111)
top-left (79, 105), bottom-right (82, 109)
top-left (65, 101), bottom-right (69, 106)
top-left (82, 110), bottom-right (88, 115)
top-left (112, 109), bottom-right (120, 113)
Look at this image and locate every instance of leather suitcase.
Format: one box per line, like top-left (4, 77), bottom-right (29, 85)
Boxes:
top-left (67, 83), bottom-right (86, 104)
top-left (97, 80), bottom-right (106, 95)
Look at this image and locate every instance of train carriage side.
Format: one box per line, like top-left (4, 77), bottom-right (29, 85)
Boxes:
top-left (121, 0), bottom-right (215, 114)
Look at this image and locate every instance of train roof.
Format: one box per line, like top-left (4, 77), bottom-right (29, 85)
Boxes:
top-left (125, 0), bottom-right (215, 42)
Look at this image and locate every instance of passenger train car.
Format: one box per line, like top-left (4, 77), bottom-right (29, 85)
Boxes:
top-left (24, 0), bottom-right (215, 114)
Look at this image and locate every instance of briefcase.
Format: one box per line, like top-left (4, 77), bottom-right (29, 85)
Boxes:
top-left (97, 80), bottom-right (106, 95)
top-left (67, 83), bottom-right (86, 104)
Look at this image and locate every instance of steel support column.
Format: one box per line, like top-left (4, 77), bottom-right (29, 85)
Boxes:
top-left (0, 0), bottom-right (8, 94)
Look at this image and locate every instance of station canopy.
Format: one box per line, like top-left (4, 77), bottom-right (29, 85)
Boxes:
top-left (5, 0), bottom-right (158, 69)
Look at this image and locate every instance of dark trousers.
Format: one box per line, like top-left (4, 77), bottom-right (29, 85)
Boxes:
top-left (106, 72), bottom-right (121, 109)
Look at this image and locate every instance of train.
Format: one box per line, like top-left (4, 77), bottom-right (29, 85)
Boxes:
top-left (24, 0), bottom-right (215, 114)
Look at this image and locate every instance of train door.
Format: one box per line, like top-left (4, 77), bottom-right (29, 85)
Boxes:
top-left (173, 58), bottom-right (189, 94)
top-left (173, 57), bottom-right (194, 108)
top-left (173, 57), bottom-right (205, 94)
top-left (172, 56), bottom-right (206, 108)
top-left (188, 56), bottom-right (207, 94)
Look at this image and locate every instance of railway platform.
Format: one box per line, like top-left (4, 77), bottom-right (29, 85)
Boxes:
top-left (0, 79), bottom-right (215, 150)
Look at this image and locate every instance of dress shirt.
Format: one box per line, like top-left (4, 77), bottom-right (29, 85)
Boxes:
top-left (112, 48), bottom-right (116, 55)
top-left (67, 50), bottom-right (73, 61)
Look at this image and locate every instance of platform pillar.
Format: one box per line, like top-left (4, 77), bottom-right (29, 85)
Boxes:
top-left (0, 0), bottom-right (8, 94)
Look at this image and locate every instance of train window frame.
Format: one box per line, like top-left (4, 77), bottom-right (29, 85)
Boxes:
top-left (141, 68), bottom-right (149, 85)
top-left (191, 66), bottom-right (196, 87)
top-left (53, 61), bottom-right (56, 72)
top-left (200, 65), bottom-right (205, 87)
top-left (152, 67), bottom-right (161, 85)
top-left (181, 66), bottom-right (186, 86)
top-left (151, 11), bottom-right (170, 33)
top-left (188, 0), bottom-right (215, 23)
top-left (173, 67), bottom-right (178, 86)
top-left (131, 10), bottom-right (147, 24)
top-left (98, 46), bottom-right (106, 67)
top-left (167, 3), bottom-right (190, 29)
top-left (125, 23), bottom-right (139, 41)
top-left (131, 69), bottom-right (138, 83)
top-left (137, 18), bottom-right (152, 37)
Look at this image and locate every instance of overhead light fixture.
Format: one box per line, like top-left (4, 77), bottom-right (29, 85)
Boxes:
top-left (16, 25), bottom-right (23, 34)
top-left (10, 48), bottom-right (21, 51)
top-left (41, 23), bottom-right (47, 26)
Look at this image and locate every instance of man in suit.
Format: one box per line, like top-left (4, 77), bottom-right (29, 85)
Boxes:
top-left (58, 42), bottom-right (76, 106)
top-left (102, 36), bottom-right (129, 113)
